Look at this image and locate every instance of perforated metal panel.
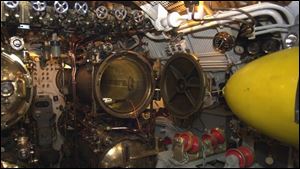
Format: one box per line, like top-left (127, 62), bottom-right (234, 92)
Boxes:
top-left (32, 60), bottom-right (65, 150)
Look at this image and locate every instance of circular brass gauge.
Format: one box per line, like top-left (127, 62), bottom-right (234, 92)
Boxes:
top-left (9, 36), bottom-right (24, 51)
top-left (213, 32), bottom-right (235, 53)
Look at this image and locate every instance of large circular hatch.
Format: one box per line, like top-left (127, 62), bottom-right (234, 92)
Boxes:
top-left (95, 51), bottom-right (154, 118)
top-left (1, 51), bottom-right (33, 130)
top-left (161, 53), bottom-right (206, 118)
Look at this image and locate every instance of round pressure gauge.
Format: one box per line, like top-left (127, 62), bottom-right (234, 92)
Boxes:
top-left (213, 32), bottom-right (235, 53)
top-left (10, 36), bottom-right (24, 51)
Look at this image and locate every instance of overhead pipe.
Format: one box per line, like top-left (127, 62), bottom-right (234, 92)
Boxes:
top-left (179, 9), bottom-right (289, 40)
top-left (179, 2), bottom-right (294, 30)
top-left (255, 24), bottom-right (293, 31)
top-left (179, 9), bottom-right (286, 33)
top-left (144, 3), bottom-right (294, 41)
top-left (255, 28), bottom-right (289, 36)
top-left (207, 2), bottom-right (294, 24)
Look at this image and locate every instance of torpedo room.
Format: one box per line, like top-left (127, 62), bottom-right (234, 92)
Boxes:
top-left (1, 1), bottom-right (299, 168)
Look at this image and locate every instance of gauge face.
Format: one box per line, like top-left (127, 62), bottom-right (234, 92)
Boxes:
top-left (213, 32), bottom-right (235, 53)
top-left (10, 37), bottom-right (24, 51)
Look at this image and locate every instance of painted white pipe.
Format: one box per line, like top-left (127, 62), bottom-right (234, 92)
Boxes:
top-left (145, 32), bottom-right (170, 41)
top-left (180, 9), bottom-right (285, 32)
top-left (255, 24), bottom-right (293, 31)
top-left (146, 3), bottom-right (294, 40)
top-left (179, 9), bottom-right (286, 34)
top-left (179, 2), bottom-right (294, 31)
top-left (178, 2), bottom-right (293, 30)
top-left (213, 2), bottom-right (294, 24)
top-left (255, 28), bottom-right (289, 36)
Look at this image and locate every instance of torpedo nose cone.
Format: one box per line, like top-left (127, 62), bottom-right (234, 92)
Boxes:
top-left (224, 47), bottom-right (299, 148)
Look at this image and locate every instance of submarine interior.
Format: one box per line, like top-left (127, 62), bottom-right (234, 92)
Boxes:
top-left (0, 1), bottom-right (299, 168)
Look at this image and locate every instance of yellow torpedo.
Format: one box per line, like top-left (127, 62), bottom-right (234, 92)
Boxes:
top-left (224, 47), bottom-right (299, 148)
